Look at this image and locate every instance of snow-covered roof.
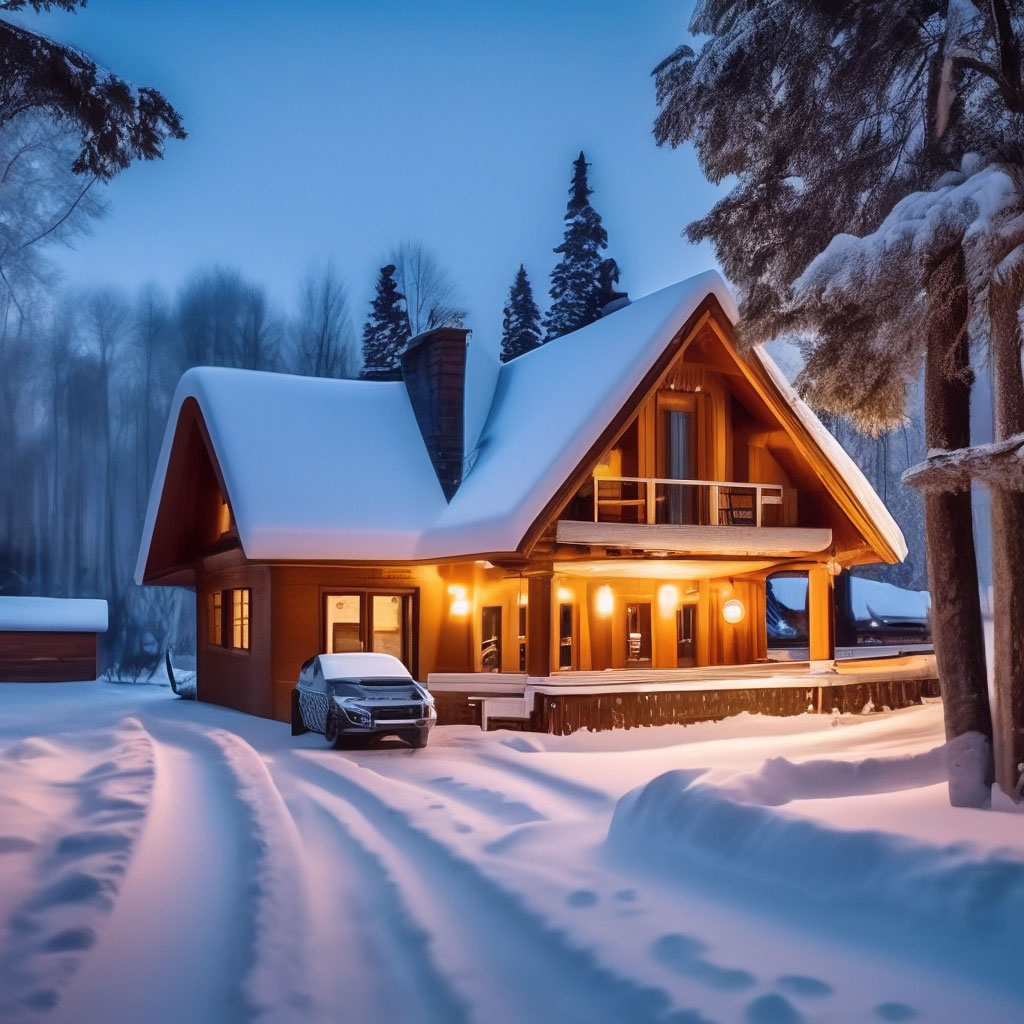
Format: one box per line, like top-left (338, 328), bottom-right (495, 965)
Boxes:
top-left (0, 596), bottom-right (108, 633)
top-left (136, 270), bottom-right (904, 580)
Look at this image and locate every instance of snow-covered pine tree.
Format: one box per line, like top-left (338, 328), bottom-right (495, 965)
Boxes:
top-left (500, 265), bottom-right (542, 361)
top-left (543, 152), bottom-right (615, 341)
top-left (0, 1), bottom-right (185, 180)
top-left (360, 264), bottom-right (410, 381)
top-left (653, 0), bottom-right (1024, 806)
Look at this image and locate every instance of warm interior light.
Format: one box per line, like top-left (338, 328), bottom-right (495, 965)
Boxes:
top-left (596, 585), bottom-right (614, 617)
top-left (557, 586), bottom-right (574, 603)
top-left (722, 598), bottom-right (745, 625)
top-left (518, 592), bottom-right (528, 607)
top-left (658, 584), bottom-right (680, 616)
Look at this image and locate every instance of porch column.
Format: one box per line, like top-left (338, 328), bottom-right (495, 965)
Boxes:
top-left (807, 564), bottom-right (836, 662)
top-left (526, 573), bottom-right (552, 677)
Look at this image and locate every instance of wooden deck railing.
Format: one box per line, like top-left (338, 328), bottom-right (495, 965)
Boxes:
top-left (592, 475), bottom-right (786, 527)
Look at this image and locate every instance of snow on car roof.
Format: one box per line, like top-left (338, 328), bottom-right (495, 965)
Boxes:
top-left (0, 596), bottom-right (108, 633)
top-left (317, 653), bottom-right (413, 680)
top-left (136, 270), bottom-right (904, 577)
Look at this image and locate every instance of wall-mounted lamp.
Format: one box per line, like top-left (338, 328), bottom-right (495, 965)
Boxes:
top-left (722, 598), bottom-right (745, 625)
top-left (657, 584), bottom-right (679, 616)
top-left (557, 586), bottom-right (574, 603)
top-left (596, 585), bottom-right (614, 617)
top-left (448, 584), bottom-right (470, 617)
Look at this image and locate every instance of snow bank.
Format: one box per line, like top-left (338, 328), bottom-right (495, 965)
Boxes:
top-left (606, 756), bottom-right (1024, 950)
top-left (0, 596), bottom-right (108, 633)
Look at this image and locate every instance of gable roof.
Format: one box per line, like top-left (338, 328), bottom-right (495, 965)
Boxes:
top-left (136, 271), bottom-right (905, 582)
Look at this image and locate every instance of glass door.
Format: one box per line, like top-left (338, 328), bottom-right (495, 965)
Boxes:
top-left (324, 592), bottom-right (412, 667)
top-left (326, 594), bottom-right (362, 653)
top-left (481, 606), bottom-right (502, 672)
top-left (676, 604), bottom-right (696, 667)
top-left (626, 603), bottom-right (652, 665)
top-left (662, 409), bottom-right (697, 524)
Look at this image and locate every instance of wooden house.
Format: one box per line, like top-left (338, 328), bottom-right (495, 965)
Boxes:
top-left (136, 273), bottom-right (937, 731)
top-left (0, 597), bottom-right (108, 682)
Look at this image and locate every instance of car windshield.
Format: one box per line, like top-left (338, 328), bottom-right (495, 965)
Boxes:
top-left (327, 677), bottom-right (414, 691)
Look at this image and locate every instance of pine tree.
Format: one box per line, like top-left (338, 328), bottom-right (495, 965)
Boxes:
top-left (543, 152), bottom-right (614, 341)
top-left (360, 264), bottom-right (410, 381)
top-left (652, 1), bottom-right (1024, 806)
top-left (500, 265), bottom-right (542, 361)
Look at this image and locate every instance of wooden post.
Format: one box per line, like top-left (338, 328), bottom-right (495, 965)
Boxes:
top-left (807, 565), bottom-right (835, 662)
top-left (526, 573), bottom-right (552, 678)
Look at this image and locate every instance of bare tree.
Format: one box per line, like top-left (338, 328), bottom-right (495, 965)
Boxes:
top-left (292, 260), bottom-right (356, 378)
top-left (388, 241), bottom-right (465, 336)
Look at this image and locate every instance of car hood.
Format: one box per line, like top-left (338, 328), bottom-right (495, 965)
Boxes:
top-left (332, 682), bottom-right (425, 702)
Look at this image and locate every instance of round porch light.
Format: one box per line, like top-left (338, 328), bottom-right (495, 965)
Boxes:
top-left (557, 586), bottom-right (574, 603)
top-left (722, 598), bottom-right (745, 625)
top-left (596, 585), bottom-right (614, 617)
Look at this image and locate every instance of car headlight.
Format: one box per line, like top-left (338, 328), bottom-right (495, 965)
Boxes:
top-left (336, 698), bottom-right (372, 727)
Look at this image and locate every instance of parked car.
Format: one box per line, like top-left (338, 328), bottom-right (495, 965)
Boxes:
top-left (291, 652), bottom-right (436, 749)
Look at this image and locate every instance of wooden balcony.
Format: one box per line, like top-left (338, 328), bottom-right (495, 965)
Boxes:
top-left (555, 475), bottom-right (831, 556)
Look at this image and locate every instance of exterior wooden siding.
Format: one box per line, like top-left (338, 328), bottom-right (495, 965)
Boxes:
top-left (0, 631), bottom-right (98, 682)
top-left (530, 677), bottom-right (942, 736)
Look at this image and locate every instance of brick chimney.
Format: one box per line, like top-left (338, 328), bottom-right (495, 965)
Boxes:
top-left (400, 326), bottom-right (469, 501)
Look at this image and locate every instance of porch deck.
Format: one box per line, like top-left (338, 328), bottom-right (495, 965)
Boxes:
top-left (427, 652), bottom-right (940, 734)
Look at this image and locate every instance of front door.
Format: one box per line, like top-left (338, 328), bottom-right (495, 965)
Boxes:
top-left (676, 604), bottom-right (697, 667)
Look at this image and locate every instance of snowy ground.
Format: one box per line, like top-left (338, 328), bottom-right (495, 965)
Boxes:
top-left (1, 683), bottom-right (1022, 1024)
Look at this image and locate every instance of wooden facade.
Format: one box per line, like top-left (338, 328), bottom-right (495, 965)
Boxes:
top-left (140, 297), bottom-right (927, 728)
top-left (0, 631), bottom-right (98, 683)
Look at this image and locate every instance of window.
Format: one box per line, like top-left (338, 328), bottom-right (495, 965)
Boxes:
top-left (625, 603), bottom-right (652, 665)
top-left (232, 589), bottom-right (250, 650)
top-left (558, 603), bottom-right (574, 669)
top-left (209, 591), bottom-right (223, 646)
top-left (208, 588), bottom-right (250, 651)
top-left (518, 606), bottom-right (527, 672)
top-left (481, 606), bottom-right (502, 672)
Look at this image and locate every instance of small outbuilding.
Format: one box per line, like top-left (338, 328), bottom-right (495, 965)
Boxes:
top-left (0, 597), bottom-right (109, 682)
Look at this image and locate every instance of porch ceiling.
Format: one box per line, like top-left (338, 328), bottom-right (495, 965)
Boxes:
top-left (555, 520), bottom-right (832, 558)
top-left (552, 557), bottom-right (779, 580)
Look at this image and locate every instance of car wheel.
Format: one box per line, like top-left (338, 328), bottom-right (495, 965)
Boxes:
top-left (405, 729), bottom-right (429, 749)
top-left (324, 710), bottom-right (344, 749)
top-left (291, 689), bottom-right (307, 736)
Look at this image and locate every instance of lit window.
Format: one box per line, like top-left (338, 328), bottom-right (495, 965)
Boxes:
top-left (232, 589), bottom-right (250, 650)
top-left (209, 591), bottom-right (222, 646)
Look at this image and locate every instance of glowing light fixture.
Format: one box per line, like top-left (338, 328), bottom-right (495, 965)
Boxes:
top-left (596, 585), bottom-right (614, 617)
top-left (448, 584), bottom-right (470, 617)
top-left (657, 584), bottom-right (680, 616)
top-left (557, 586), bottom-right (574, 603)
top-left (722, 598), bottom-right (745, 625)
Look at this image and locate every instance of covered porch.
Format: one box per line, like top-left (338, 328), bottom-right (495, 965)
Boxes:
top-left (427, 653), bottom-right (941, 734)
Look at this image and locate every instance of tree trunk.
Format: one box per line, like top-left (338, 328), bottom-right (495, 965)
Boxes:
top-left (988, 278), bottom-right (1024, 800)
top-left (922, 272), bottom-right (993, 806)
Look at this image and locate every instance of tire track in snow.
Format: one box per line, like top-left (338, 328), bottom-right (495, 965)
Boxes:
top-left (289, 789), bottom-right (471, 1024)
top-left (286, 756), bottom-right (679, 1024)
top-left (54, 724), bottom-right (250, 1024)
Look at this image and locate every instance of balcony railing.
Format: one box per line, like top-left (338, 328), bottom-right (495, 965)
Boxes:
top-left (593, 475), bottom-right (787, 527)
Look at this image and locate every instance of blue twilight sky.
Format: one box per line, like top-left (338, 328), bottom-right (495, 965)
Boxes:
top-left (14, 0), bottom-right (720, 344)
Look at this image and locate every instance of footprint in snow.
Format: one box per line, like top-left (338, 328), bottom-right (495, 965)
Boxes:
top-left (614, 888), bottom-right (637, 901)
top-left (776, 975), bottom-right (833, 998)
top-left (875, 1003), bottom-right (918, 1021)
top-left (652, 933), bottom-right (756, 992)
top-left (744, 993), bottom-right (805, 1024)
top-left (567, 889), bottom-right (598, 908)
